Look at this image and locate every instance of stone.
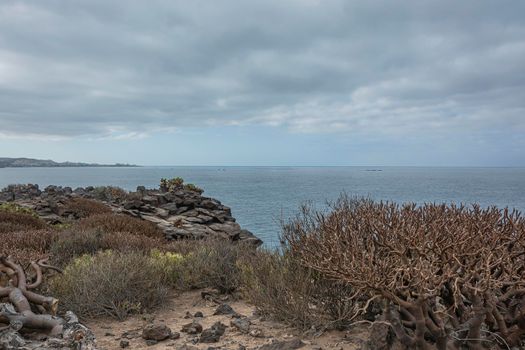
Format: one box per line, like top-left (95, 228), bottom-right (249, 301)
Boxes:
top-left (146, 339), bottom-right (159, 346)
top-left (213, 303), bottom-right (236, 315)
top-left (170, 332), bottom-right (181, 340)
top-left (199, 322), bottom-right (227, 343)
top-left (249, 329), bottom-right (265, 338)
top-left (208, 222), bottom-right (242, 235)
top-left (0, 182), bottom-right (262, 245)
top-left (231, 318), bottom-right (251, 333)
top-left (181, 321), bottom-right (203, 334)
top-left (142, 323), bottom-right (172, 341)
top-left (177, 345), bottom-right (200, 350)
top-left (161, 202), bottom-right (179, 214)
top-left (258, 339), bottom-right (306, 350)
top-left (120, 340), bottom-right (130, 348)
top-left (122, 329), bottom-right (142, 339)
top-left (200, 199), bottom-right (220, 209)
top-left (194, 311), bottom-right (204, 318)
top-left (155, 207), bottom-right (170, 218)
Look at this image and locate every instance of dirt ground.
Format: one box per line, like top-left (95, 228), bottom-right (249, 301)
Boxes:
top-left (88, 290), bottom-right (370, 350)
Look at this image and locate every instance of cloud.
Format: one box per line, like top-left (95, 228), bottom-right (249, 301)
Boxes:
top-left (0, 0), bottom-right (524, 138)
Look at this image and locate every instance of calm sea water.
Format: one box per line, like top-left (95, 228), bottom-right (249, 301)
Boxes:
top-left (1, 166), bottom-right (524, 246)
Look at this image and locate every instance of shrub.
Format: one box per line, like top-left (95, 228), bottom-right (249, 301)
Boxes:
top-left (0, 202), bottom-right (38, 216)
top-left (183, 183), bottom-right (204, 194)
top-left (165, 239), bottom-right (250, 293)
top-left (160, 177), bottom-right (184, 192)
top-left (150, 249), bottom-right (186, 286)
top-left (0, 211), bottom-right (48, 233)
top-left (0, 229), bottom-right (57, 263)
top-left (50, 229), bottom-right (103, 266)
top-left (50, 228), bottom-right (166, 266)
top-left (284, 196), bottom-right (525, 349)
top-left (73, 213), bottom-right (162, 238)
top-left (64, 197), bottom-right (112, 218)
top-left (241, 250), bottom-right (355, 330)
top-left (50, 251), bottom-right (170, 320)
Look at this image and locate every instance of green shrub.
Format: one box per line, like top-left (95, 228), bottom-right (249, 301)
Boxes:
top-left (150, 249), bottom-right (186, 286)
top-left (50, 251), bottom-right (170, 320)
top-left (183, 183), bottom-right (204, 194)
top-left (160, 177), bottom-right (184, 192)
top-left (0, 203), bottom-right (38, 217)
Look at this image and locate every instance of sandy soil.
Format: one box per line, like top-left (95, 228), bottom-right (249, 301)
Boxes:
top-left (88, 290), bottom-right (369, 350)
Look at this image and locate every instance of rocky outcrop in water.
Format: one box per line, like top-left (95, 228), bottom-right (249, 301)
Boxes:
top-left (0, 183), bottom-right (262, 245)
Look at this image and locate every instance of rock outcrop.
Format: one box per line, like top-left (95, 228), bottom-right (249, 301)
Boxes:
top-left (0, 183), bottom-right (262, 245)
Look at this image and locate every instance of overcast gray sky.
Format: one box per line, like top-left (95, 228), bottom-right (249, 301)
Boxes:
top-left (0, 0), bottom-right (524, 165)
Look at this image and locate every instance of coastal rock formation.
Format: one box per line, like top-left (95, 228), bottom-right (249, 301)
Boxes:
top-left (0, 183), bottom-right (262, 245)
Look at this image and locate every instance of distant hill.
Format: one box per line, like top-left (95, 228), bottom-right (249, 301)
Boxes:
top-left (0, 157), bottom-right (138, 168)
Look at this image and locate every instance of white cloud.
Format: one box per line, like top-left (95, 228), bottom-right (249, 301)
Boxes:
top-left (0, 0), bottom-right (524, 139)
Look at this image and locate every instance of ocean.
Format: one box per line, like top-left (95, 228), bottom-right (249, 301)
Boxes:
top-left (1, 166), bottom-right (524, 246)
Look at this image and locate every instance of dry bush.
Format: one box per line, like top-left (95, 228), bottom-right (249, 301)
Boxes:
top-left (241, 250), bottom-right (356, 330)
top-left (50, 251), bottom-right (169, 320)
top-left (285, 196), bottom-right (525, 349)
top-left (73, 213), bottom-right (162, 238)
top-left (0, 229), bottom-right (57, 263)
top-left (166, 239), bottom-right (251, 293)
top-left (64, 197), bottom-right (112, 218)
top-left (0, 211), bottom-right (48, 233)
top-left (50, 228), bottom-right (165, 266)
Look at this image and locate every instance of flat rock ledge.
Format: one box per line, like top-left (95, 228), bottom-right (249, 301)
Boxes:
top-left (0, 184), bottom-right (262, 246)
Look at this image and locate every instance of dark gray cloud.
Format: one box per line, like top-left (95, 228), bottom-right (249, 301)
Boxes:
top-left (0, 0), bottom-right (524, 138)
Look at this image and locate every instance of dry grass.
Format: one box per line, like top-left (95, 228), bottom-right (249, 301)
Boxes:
top-left (65, 197), bottom-right (112, 218)
top-left (241, 250), bottom-right (356, 330)
top-left (0, 211), bottom-right (48, 233)
top-left (74, 213), bottom-right (162, 238)
top-left (50, 228), bottom-right (166, 266)
top-left (0, 229), bottom-right (58, 263)
top-left (166, 239), bottom-right (252, 293)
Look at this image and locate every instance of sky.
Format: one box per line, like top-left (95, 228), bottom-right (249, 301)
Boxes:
top-left (0, 1), bottom-right (524, 166)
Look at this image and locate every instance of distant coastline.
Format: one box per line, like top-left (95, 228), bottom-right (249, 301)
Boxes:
top-left (0, 157), bottom-right (138, 168)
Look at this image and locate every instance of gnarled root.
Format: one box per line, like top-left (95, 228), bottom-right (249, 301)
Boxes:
top-left (0, 256), bottom-right (62, 336)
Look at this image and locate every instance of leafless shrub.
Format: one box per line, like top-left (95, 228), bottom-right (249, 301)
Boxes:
top-left (284, 195), bottom-right (525, 349)
top-left (74, 213), bottom-right (162, 238)
top-left (50, 251), bottom-right (170, 320)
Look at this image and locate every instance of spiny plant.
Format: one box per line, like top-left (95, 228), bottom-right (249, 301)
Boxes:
top-left (284, 196), bottom-right (525, 349)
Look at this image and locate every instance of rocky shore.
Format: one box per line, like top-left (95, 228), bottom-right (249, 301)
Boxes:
top-left (0, 183), bottom-right (262, 246)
